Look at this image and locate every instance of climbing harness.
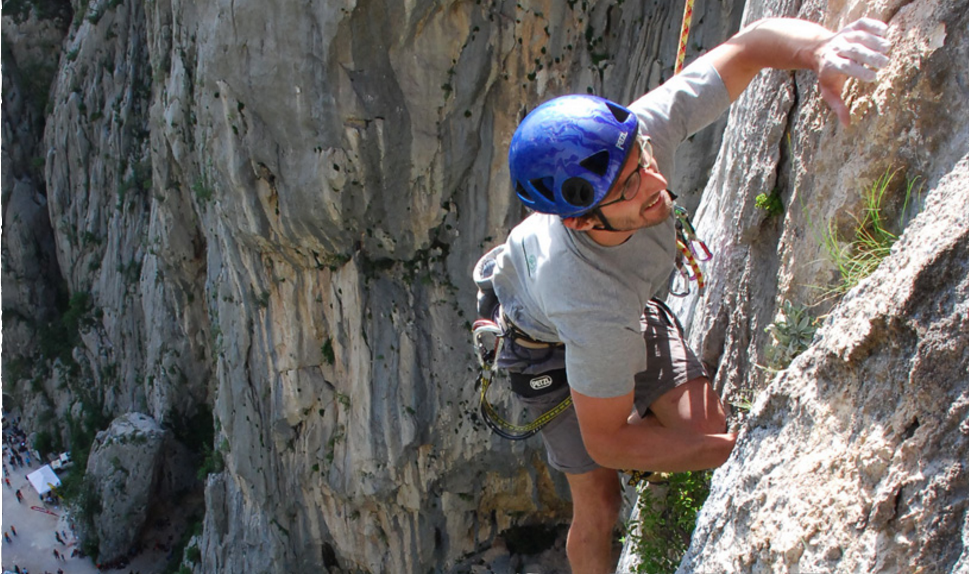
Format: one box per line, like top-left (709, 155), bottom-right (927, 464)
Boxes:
top-left (472, 318), bottom-right (573, 441)
top-left (472, 247), bottom-right (573, 441)
top-left (669, 204), bottom-right (713, 297)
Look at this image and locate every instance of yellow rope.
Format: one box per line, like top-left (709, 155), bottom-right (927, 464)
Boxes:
top-left (675, 0), bottom-right (695, 74)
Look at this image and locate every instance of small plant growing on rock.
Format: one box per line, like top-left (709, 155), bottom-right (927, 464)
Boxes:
top-left (321, 338), bottom-right (335, 365)
top-left (624, 471), bottom-right (712, 574)
top-left (761, 299), bottom-right (819, 371)
top-left (755, 187), bottom-right (784, 217)
top-left (191, 178), bottom-right (214, 203)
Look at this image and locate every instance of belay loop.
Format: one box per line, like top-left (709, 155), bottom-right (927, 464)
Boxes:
top-left (669, 205), bottom-right (712, 297)
top-left (472, 319), bottom-right (573, 441)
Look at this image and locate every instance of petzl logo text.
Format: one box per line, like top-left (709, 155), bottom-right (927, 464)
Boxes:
top-left (530, 375), bottom-right (553, 390)
top-left (616, 132), bottom-right (628, 149)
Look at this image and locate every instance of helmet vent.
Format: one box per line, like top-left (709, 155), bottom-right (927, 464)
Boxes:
top-left (606, 102), bottom-right (631, 123)
top-left (579, 150), bottom-right (610, 177)
top-left (529, 177), bottom-right (556, 202)
top-left (561, 177), bottom-right (595, 207)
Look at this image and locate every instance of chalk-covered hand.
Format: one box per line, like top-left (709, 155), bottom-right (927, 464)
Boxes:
top-left (816, 18), bottom-right (891, 126)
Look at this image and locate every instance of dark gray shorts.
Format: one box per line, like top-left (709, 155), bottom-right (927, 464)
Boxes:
top-left (515, 299), bottom-right (707, 475)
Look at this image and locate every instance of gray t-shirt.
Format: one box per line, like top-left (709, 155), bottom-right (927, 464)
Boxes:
top-left (490, 60), bottom-right (730, 399)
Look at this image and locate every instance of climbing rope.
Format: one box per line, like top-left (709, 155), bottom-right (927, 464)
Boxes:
top-left (675, 0), bottom-right (695, 75)
top-left (669, 0), bottom-right (714, 300)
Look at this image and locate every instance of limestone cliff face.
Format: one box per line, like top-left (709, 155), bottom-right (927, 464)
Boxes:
top-left (3, 0), bottom-right (742, 572)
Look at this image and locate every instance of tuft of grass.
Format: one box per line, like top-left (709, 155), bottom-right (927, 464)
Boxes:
top-left (320, 338), bottom-right (335, 365)
top-left (729, 389), bottom-right (754, 415)
top-left (821, 170), bottom-right (922, 296)
top-left (192, 179), bottom-right (214, 203)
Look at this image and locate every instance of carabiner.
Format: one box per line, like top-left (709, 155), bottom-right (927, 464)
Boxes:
top-left (668, 264), bottom-right (692, 297)
top-left (472, 320), bottom-right (504, 370)
top-left (690, 239), bottom-right (713, 262)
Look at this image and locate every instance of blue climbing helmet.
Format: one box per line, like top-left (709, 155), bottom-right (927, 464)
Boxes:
top-left (509, 95), bottom-right (640, 217)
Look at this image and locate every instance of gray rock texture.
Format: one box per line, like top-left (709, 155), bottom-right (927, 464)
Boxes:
top-left (6, 1), bottom-right (742, 571)
top-left (1, 6), bottom-right (67, 397)
top-left (677, 157), bottom-right (968, 574)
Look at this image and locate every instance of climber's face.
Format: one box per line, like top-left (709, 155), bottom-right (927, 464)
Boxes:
top-left (595, 138), bottom-right (673, 232)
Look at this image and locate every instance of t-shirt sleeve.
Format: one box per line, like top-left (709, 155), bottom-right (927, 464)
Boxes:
top-left (626, 60), bottom-right (731, 172)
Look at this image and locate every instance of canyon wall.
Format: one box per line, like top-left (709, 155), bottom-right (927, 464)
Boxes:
top-left (3, 0), bottom-right (742, 571)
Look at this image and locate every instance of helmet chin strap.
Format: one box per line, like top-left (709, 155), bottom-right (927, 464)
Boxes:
top-left (590, 207), bottom-right (619, 232)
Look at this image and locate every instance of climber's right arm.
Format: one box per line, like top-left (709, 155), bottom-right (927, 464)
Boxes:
top-left (570, 388), bottom-right (735, 472)
top-left (698, 17), bottom-right (891, 125)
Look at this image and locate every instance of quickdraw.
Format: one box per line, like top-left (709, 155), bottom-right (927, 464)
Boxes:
top-left (668, 0), bottom-right (714, 298)
top-left (473, 319), bottom-right (573, 441)
top-left (669, 205), bottom-right (712, 297)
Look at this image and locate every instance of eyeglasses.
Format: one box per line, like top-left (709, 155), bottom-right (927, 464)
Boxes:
top-left (597, 137), bottom-right (655, 209)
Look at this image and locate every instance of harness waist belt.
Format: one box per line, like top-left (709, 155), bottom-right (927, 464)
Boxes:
top-left (499, 309), bottom-right (564, 349)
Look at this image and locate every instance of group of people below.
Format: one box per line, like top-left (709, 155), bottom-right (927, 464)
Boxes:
top-left (4, 418), bottom-right (34, 470)
top-left (4, 566), bottom-right (66, 574)
top-left (2, 415), bottom-right (85, 574)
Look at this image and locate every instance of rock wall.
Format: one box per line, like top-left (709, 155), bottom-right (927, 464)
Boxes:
top-left (680, 159), bottom-right (969, 573)
top-left (3, 0), bottom-right (743, 572)
top-left (1, 3), bottom-right (69, 396)
top-left (637, 0), bottom-right (969, 572)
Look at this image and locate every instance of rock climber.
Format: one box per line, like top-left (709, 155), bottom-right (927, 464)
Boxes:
top-left (476, 16), bottom-right (890, 574)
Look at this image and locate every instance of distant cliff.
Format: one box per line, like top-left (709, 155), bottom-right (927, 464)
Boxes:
top-left (3, 0), bottom-right (740, 571)
top-left (3, 0), bottom-right (966, 573)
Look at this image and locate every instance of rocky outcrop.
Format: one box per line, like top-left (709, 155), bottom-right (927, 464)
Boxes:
top-left (85, 412), bottom-right (169, 563)
top-left (678, 157), bottom-right (969, 574)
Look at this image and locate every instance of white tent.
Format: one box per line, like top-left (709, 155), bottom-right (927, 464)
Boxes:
top-left (27, 464), bottom-right (61, 495)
